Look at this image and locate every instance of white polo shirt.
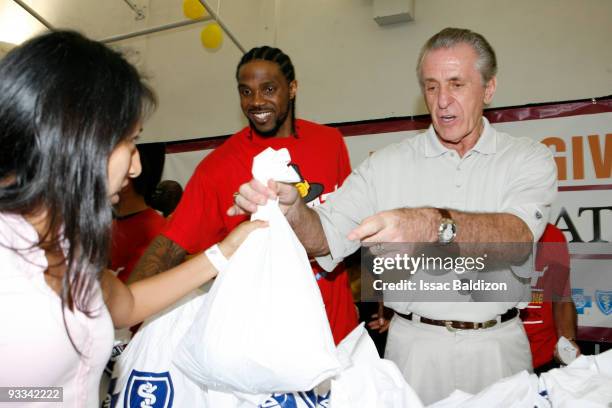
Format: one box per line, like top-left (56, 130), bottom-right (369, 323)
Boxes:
top-left (315, 118), bottom-right (557, 321)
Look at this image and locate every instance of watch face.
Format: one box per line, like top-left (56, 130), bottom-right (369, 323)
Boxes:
top-left (442, 224), bottom-right (454, 241)
top-left (439, 219), bottom-right (456, 243)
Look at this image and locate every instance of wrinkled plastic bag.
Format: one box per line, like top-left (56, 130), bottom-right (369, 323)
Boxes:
top-left (426, 370), bottom-right (551, 408)
top-left (427, 350), bottom-right (612, 407)
top-left (205, 324), bottom-right (420, 408)
top-left (103, 290), bottom-right (209, 408)
top-left (174, 147), bottom-right (341, 395)
top-left (331, 324), bottom-right (424, 408)
top-left (205, 388), bottom-right (331, 408)
top-left (539, 350), bottom-right (612, 407)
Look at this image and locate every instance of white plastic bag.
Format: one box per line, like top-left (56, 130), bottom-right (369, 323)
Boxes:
top-left (539, 350), bottom-right (612, 407)
top-left (174, 147), bottom-right (341, 395)
top-left (103, 290), bottom-right (209, 408)
top-left (427, 370), bottom-right (550, 408)
top-left (205, 388), bottom-right (331, 408)
top-left (331, 324), bottom-right (424, 408)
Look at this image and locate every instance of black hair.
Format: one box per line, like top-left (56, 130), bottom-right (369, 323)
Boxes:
top-left (132, 143), bottom-right (166, 205)
top-left (0, 31), bottom-right (156, 324)
top-left (235, 46), bottom-right (297, 135)
top-left (149, 180), bottom-right (183, 218)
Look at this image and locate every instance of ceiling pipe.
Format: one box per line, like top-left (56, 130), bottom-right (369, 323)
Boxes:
top-left (122, 0), bottom-right (146, 21)
top-left (102, 0), bottom-right (245, 54)
top-left (100, 16), bottom-right (212, 43)
top-left (197, 0), bottom-right (245, 53)
top-left (11, 0), bottom-right (54, 30)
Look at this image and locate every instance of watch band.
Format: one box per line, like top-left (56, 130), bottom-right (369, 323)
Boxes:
top-left (437, 208), bottom-right (457, 244)
top-left (437, 208), bottom-right (452, 220)
top-left (204, 244), bottom-right (229, 273)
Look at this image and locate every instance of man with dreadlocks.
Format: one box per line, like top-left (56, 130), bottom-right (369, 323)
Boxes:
top-left (131, 46), bottom-right (358, 345)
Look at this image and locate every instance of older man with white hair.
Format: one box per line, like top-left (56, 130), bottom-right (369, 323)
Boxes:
top-left (231, 27), bottom-right (556, 404)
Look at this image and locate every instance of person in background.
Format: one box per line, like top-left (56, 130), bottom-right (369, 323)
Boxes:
top-left (0, 30), bottom-right (262, 407)
top-left (149, 179), bottom-right (184, 218)
top-left (130, 45), bottom-right (358, 345)
top-left (521, 223), bottom-right (581, 374)
top-left (111, 143), bottom-right (167, 282)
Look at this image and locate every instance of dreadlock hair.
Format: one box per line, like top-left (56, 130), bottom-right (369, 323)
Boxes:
top-left (236, 46), bottom-right (297, 136)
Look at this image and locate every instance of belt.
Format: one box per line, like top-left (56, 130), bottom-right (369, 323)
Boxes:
top-left (395, 308), bottom-right (518, 331)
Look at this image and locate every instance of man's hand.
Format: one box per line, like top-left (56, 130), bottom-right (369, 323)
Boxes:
top-left (227, 178), bottom-right (300, 216)
top-left (226, 178), bottom-right (330, 256)
top-left (348, 208), bottom-right (438, 243)
top-left (554, 337), bottom-right (582, 364)
top-left (367, 302), bottom-right (394, 334)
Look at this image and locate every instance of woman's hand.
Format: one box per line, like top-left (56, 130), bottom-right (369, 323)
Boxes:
top-left (106, 220), bottom-right (267, 329)
top-left (218, 220), bottom-right (268, 259)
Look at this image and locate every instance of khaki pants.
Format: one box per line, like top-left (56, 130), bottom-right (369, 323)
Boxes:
top-left (384, 313), bottom-right (532, 405)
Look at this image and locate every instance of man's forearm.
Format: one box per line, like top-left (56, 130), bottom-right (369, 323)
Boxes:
top-left (128, 235), bottom-right (187, 284)
top-left (285, 200), bottom-right (330, 257)
top-left (553, 300), bottom-right (578, 340)
top-left (447, 210), bottom-right (533, 263)
top-left (450, 211), bottom-right (533, 243)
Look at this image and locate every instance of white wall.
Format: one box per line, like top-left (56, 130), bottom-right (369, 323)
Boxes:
top-left (2, 0), bottom-right (610, 142)
top-left (130, 0), bottom-right (612, 143)
top-left (137, 0), bottom-right (276, 142)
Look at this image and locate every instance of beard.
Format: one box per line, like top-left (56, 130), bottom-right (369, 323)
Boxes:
top-left (248, 101), bottom-right (292, 138)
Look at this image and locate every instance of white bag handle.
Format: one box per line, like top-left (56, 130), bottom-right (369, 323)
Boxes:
top-left (251, 147), bottom-right (301, 185)
top-left (251, 147), bottom-right (301, 222)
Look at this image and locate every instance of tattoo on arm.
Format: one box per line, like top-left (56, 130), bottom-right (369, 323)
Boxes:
top-left (128, 235), bottom-right (186, 284)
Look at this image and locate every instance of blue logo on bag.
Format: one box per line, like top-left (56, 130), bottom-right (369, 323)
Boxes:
top-left (259, 390), bottom-right (330, 408)
top-left (299, 390), bottom-right (330, 408)
top-left (124, 370), bottom-right (173, 408)
top-left (595, 290), bottom-right (612, 315)
top-left (104, 342), bottom-right (128, 376)
top-left (260, 393), bottom-right (298, 408)
top-left (572, 288), bottom-right (592, 315)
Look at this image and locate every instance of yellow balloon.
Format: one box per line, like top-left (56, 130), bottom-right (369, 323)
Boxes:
top-left (183, 0), bottom-right (206, 20)
top-left (201, 23), bottom-right (223, 50)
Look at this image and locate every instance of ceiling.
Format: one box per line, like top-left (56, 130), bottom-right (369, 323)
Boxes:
top-left (0, 0), bottom-right (216, 45)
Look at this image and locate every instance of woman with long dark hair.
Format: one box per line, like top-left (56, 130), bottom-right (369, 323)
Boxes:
top-left (0, 31), bottom-right (262, 406)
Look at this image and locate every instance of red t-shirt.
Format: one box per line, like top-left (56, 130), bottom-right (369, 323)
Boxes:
top-left (521, 224), bottom-right (571, 368)
top-left (111, 208), bottom-right (166, 282)
top-left (163, 119), bottom-right (358, 344)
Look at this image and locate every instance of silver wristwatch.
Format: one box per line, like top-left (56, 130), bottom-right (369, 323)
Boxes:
top-left (437, 208), bottom-right (457, 244)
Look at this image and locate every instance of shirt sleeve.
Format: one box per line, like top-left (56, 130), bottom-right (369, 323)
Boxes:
top-left (502, 140), bottom-right (557, 242)
top-left (315, 153), bottom-right (378, 272)
top-left (162, 164), bottom-right (224, 254)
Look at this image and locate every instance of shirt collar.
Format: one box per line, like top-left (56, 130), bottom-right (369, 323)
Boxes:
top-left (423, 116), bottom-right (496, 157)
top-left (247, 121), bottom-right (299, 141)
top-left (471, 117), bottom-right (496, 155)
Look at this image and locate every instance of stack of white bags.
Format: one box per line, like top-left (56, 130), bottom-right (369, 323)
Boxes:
top-left (428, 350), bottom-right (612, 408)
top-left (103, 147), bottom-right (612, 408)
